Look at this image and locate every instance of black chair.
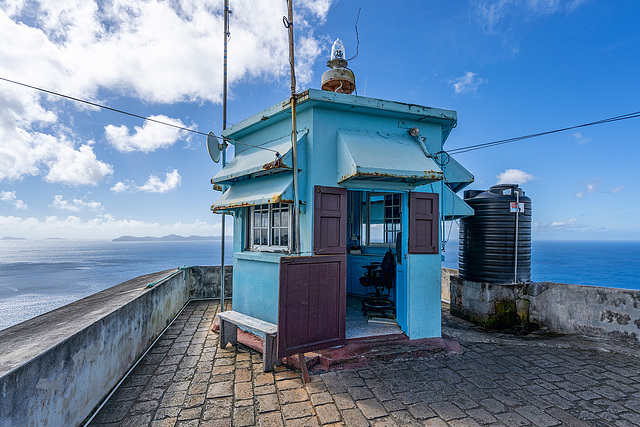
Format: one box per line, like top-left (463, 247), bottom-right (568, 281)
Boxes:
top-left (360, 250), bottom-right (396, 317)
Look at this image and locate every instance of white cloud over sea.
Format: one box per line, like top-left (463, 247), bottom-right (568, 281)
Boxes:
top-left (111, 169), bottom-right (182, 193)
top-left (0, 214), bottom-right (229, 240)
top-left (496, 168), bottom-right (534, 185)
top-left (0, 0), bottom-right (331, 185)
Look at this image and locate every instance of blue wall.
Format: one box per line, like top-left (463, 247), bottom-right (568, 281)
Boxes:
top-left (220, 90), bottom-right (461, 339)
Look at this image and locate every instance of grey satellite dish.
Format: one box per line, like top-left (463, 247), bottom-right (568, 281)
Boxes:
top-left (206, 131), bottom-right (222, 163)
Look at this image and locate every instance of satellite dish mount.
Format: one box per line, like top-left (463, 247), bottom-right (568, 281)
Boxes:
top-left (206, 131), bottom-right (225, 163)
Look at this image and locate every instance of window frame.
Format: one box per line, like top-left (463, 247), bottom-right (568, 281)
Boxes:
top-left (361, 192), bottom-right (402, 246)
top-left (248, 203), bottom-right (292, 252)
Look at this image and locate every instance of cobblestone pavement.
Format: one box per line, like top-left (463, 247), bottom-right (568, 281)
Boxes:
top-left (91, 300), bottom-right (640, 426)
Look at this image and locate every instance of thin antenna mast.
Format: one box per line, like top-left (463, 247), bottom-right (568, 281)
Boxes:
top-left (285, 0), bottom-right (301, 255)
top-left (220, 0), bottom-right (231, 309)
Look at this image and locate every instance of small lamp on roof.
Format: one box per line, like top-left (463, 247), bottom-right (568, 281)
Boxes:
top-left (321, 38), bottom-right (355, 94)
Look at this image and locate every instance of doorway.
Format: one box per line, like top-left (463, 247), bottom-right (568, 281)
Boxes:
top-left (345, 190), bottom-right (403, 339)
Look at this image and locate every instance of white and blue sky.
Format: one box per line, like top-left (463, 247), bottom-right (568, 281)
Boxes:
top-left (0, 0), bottom-right (638, 240)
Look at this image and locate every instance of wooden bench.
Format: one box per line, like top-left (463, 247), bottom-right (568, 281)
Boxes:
top-left (217, 310), bottom-right (279, 372)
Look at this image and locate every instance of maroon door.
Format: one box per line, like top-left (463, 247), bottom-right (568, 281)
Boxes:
top-left (277, 185), bottom-right (348, 358)
top-left (408, 192), bottom-right (439, 254)
top-left (277, 255), bottom-right (346, 358)
top-left (313, 186), bottom-right (347, 255)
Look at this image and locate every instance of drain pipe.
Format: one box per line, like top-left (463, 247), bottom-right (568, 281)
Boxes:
top-left (285, 0), bottom-right (301, 255)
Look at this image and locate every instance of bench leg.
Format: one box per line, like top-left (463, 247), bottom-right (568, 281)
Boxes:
top-left (263, 334), bottom-right (278, 372)
top-left (219, 319), bottom-right (237, 349)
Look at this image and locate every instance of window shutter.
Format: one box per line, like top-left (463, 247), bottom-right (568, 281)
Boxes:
top-left (313, 186), bottom-right (347, 255)
top-left (408, 192), bottom-right (439, 254)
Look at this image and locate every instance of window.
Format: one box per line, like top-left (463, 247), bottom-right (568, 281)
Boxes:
top-left (361, 193), bottom-right (402, 245)
top-left (249, 203), bottom-right (291, 251)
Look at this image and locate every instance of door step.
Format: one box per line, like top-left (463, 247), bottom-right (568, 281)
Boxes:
top-left (310, 333), bottom-right (462, 372)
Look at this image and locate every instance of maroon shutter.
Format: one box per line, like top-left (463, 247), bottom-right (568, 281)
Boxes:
top-left (277, 255), bottom-right (347, 358)
top-left (408, 192), bottom-right (439, 254)
top-left (313, 186), bottom-right (347, 255)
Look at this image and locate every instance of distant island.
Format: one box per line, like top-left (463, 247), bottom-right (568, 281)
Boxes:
top-left (113, 234), bottom-right (224, 242)
top-left (1, 236), bottom-right (27, 241)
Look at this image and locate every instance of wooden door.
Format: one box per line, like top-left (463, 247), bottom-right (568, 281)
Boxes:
top-left (277, 185), bottom-right (348, 358)
top-left (313, 186), bottom-right (347, 254)
top-left (277, 255), bottom-right (346, 358)
top-left (408, 192), bottom-right (439, 254)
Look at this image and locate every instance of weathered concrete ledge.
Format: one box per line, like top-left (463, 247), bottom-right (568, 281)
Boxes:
top-left (0, 265), bottom-right (231, 427)
top-left (449, 274), bottom-right (640, 349)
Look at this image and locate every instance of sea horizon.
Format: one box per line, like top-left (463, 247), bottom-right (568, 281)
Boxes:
top-left (1, 238), bottom-right (639, 331)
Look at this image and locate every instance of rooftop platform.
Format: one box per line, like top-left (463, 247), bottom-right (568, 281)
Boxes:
top-left (91, 300), bottom-right (640, 426)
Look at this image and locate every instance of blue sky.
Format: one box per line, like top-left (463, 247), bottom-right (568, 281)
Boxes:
top-left (0, 0), bottom-right (638, 240)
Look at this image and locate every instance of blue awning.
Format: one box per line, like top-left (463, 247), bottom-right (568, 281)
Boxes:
top-left (337, 131), bottom-right (443, 188)
top-left (211, 134), bottom-right (305, 185)
top-left (211, 172), bottom-right (294, 212)
top-left (420, 182), bottom-right (474, 220)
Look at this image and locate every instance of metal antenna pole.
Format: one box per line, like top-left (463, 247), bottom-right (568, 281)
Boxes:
top-left (286, 0), bottom-right (301, 255)
top-left (514, 189), bottom-right (520, 284)
top-left (220, 0), bottom-right (230, 309)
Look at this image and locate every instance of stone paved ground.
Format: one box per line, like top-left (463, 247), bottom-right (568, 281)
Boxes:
top-left (91, 300), bottom-right (640, 426)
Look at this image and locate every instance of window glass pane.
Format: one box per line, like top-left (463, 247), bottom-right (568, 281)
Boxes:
top-left (370, 224), bottom-right (384, 244)
top-left (261, 229), bottom-right (268, 245)
top-left (261, 212), bottom-right (268, 227)
top-left (273, 211), bottom-right (280, 227)
top-left (281, 209), bottom-right (288, 226)
top-left (272, 229), bottom-right (280, 246)
top-left (281, 230), bottom-right (288, 246)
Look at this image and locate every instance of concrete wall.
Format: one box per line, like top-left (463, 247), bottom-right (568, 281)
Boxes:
top-left (449, 275), bottom-right (640, 349)
top-left (0, 266), bottom-right (231, 427)
top-left (441, 267), bottom-right (457, 303)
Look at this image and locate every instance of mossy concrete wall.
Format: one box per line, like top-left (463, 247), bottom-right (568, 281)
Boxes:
top-left (450, 275), bottom-right (640, 348)
top-left (0, 266), bottom-right (232, 427)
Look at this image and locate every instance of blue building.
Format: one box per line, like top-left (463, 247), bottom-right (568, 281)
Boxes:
top-left (211, 88), bottom-right (473, 357)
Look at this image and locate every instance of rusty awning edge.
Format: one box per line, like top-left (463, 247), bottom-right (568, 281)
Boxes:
top-left (211, 171), bottom-right (295, 213)
top-left (337, 130), bottom-right (443, 188)
top-left (211, 133), bottom-right (306, 185)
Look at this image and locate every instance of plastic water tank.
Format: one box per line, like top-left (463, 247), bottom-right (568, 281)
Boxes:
top-left (458, 184), bottom-right (532, 283)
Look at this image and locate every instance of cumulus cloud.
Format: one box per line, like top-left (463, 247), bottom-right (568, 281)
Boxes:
top-left (0, 0), bottom-right (330, 184)
top-left (111, 169), bottom-right (182, 193)
top-left (496, 169), bottom-right (534, 185)
top-left (450, 72), bottom-right (487, 95)
top-left (105, 116), bottom-right (190, 153)
top-left (0, 214), bottom-right (227, 240)
top-left (110, 181), bottom-right (131, 193)
top-left (574, 179), bottom-right (624, 198)
top-left (49, 194), bottom-right (103, 212)
top-left (0, 191), bottom-right (27, 209)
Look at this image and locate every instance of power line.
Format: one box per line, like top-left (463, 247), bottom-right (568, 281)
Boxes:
top-left (0, 76), bottom-right (282, 156)
top-left (4, 76), bottom-right (638, 158)
top-left (448, 111), bottom-right (640, 155)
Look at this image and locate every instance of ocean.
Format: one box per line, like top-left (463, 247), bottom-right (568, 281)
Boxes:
top-left (442, 240), bottom-right (640, 291)
top-left (0, 239), bottom-right (233, 331)
top-left (1, 239), bottom-right (639, 331)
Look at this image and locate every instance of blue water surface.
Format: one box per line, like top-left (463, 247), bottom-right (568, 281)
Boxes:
top-left (1, 239), bottom-right (639, 331)
top-left (443, 240), bottom-right (640, 291)
top-left (0, 239), bottom-right (233, 330)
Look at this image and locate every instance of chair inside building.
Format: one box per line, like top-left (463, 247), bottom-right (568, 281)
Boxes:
top-left (359, 250), bottom-right (396, 317)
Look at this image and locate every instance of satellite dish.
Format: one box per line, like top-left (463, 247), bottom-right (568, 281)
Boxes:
top-left (206, 131), bottom-right (222, 163)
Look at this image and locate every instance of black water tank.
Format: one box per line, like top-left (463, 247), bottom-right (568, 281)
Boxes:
top-left (459, 184), bottom-right (532, 283)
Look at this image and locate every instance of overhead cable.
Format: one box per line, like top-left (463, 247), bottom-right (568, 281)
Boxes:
top-left (448, 111), bottom-right (640, 155)
top-left (0, 76), bottom-right (281, 156)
